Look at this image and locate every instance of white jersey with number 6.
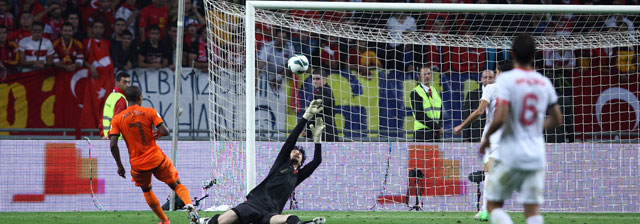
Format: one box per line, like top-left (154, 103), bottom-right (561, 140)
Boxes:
top-left (494, 68), bottom-right (558, 171)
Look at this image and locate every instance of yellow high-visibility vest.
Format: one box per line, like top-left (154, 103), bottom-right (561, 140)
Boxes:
top-left (410, 85), bottom-right (441, 130)
top-left (102, 92), bottom-right (128, 138)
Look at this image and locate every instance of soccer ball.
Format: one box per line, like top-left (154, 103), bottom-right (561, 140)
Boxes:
top-left (287, 54), bottom-right (310, 74)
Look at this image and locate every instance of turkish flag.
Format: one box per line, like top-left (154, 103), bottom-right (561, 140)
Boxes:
top-left (573, 71), bottom-right (640, 140)
top-left (54, 68), bottom-right (100, 132)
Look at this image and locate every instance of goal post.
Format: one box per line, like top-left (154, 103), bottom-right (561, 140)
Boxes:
top-left (205, 0), bottom-right (640, 211)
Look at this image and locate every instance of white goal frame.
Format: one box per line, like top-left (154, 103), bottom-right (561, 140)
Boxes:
top-left (244, 1), bottom-right (640, 195)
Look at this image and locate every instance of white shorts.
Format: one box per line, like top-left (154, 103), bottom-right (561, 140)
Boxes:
top-left (485, 161), bottom-right (545, 204)
top-left (482, 143), bottom-right (499, 164)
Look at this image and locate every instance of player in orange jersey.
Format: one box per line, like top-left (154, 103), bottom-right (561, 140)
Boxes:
top-left (109, 86), bottom-right (199, 224)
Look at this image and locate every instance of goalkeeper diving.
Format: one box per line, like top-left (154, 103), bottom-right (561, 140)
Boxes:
top-left (200, 99), bottom-right (327, 224)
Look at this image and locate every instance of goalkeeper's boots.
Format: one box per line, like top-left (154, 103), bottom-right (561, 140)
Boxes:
top-left (185, 204), bottom-right (199, 224)
top-left (302, 217), bottom-right (326, 224)
top-left (158, 220), bottom-right (171, 224)
top-left (474, 211), bottom-right (489, 222)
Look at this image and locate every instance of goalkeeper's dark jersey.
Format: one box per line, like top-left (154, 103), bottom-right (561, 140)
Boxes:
top-left (245, 118), bottom-right (322, 213)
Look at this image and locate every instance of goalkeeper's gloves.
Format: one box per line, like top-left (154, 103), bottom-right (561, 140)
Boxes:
top-left (302, 99), bottom-right (323, 120)
top-left (309, 117), bottom-right (326, 144)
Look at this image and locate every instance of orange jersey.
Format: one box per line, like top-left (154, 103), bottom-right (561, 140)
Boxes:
top-left (109, 105), bottom-right (166, 171)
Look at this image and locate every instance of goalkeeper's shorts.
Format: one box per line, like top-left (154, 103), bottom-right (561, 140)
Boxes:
top-left (231, 200), bottom-right (278, 224)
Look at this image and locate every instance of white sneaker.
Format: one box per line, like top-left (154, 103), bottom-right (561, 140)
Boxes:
top-left (185, 204), bottom-right (199, 224)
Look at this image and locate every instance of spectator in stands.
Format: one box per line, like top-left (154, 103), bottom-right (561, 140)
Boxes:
top-left (45, 2), bottom-right (64, 39)
top-left (139, 0), bottom-right (168, 43)
top-left (111, 18), bottom-right (127, 42)
top-left (301, 68), bottom-right (337, 142)
top-left (138, 25), bottom-right (169, 69)
top-left (21, 0), bottom-right (46, 23)
top-left (190, 33), bottom-right (208, 72)
top-left (58, 0), bottom-right (77, 19)
top-left (53, 23), bottom-right (84, 72)
top-left (257, 27), bottom-right (294, 82)
top-left (0, 0), bottom-right (14, 31)
top-left (320, 34), bottom-right (341, 74)
top-left (184, 23), bottom-right (199, 62)
top-left (9, 12), bottom-right (33, 42)
top-left (88, 0), bottom-right (115, 39)
top-left (115, 0), bottom-right (138, 40)
top-left (386, 12), bottom-right (416, 70)
top-left (83, 20), bottom-right (111, 78)
top-left (161, 23), bottom-right (178, 69)
top-left (410, 66), bottom-right (443, 142)
top-left (348, 40), bottom-right (382, 78)
top-left (0, 25), bottom-right (19, 74)
top-left (450, 37), bottom-right (485, 74)
top-left (18, 22), bottom-right (54, 72)
top-left (66, 12), bottom-right (86, 41)
top-left (111, 30), bottom-right (137, 71)
top-left (169, 0), bottom-right (204, 28)
top-left (291, 29), bottom-right (319, 66)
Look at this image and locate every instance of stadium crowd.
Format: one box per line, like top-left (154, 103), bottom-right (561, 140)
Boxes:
top-left (0, 0), bottom-right (635, 76)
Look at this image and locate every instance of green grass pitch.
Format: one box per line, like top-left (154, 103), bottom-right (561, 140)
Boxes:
top-left (0, 211), bottom-right (638, 224)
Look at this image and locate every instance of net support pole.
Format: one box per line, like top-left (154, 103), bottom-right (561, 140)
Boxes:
top-left (170, 0), bottom-right (186, 211)
top-left (245, 2), bottom-right (257, 195)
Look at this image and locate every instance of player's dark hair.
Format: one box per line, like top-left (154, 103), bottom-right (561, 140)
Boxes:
top-left (294, 145), bottom-right (306, 165)
top-left (115, 18), bottom-right (126, 24)
top-left (511, 34), bottom-right (536, 66)
top-left (116, 72), bottom-right (130, 82)
top-left (497, 60), bottom-right (514, 72)
top-left (125, 86), bottom-right (142, 102)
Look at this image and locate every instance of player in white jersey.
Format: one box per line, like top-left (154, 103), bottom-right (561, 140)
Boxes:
top-left (454, 61), bottom-right (513, 221)
top-left (479, 34), bottom-right (563, 224)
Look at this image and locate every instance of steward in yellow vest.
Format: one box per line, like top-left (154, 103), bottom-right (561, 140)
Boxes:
top-left (409, 67), bottom-right (442, 142)
top-left (100, 73), bottom-right (131, 139)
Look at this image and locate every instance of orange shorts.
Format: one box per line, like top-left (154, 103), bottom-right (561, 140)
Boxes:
top-left (130, 157), bottom-right (179, 187)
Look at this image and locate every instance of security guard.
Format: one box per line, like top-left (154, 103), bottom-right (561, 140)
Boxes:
top-left (100, 72), bottom-right (131, 139)
top-left (409, 66), bottom-right (443, 142)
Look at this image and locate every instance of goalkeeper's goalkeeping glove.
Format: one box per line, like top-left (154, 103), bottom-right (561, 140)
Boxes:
top-left (302, 99), bottom-right (323, 120)
top-left (309, 117), bottom-right (326, 144)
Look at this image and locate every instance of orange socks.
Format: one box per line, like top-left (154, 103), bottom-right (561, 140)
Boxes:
top-left (144, 190), bottom-right (168, 221)
top-left (174, 184), bottom-right (193, 205)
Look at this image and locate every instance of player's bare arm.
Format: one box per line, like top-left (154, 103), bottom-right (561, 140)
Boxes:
top-left (544, 104), bottom-right (563, 130)
top-left (454, 100), bottom-right (489, 135)
top-left (109, 135), bottom-right (126, 179)
top-left (155, 123), bottom-right (170, 139)
top-left (479, 101), bottom-right (509, 155)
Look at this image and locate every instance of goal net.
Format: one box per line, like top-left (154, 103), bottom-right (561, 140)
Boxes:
top-left (205, 1), bottom-right (640, 212)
